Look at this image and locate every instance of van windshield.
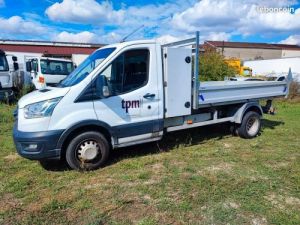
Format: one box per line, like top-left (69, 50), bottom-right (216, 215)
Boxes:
top-left (0, 55), bottom-right (9, 71)
top-left (58, 47), bottom-right (116, 87)
top-left (40, 60), bottom-right (73, 75)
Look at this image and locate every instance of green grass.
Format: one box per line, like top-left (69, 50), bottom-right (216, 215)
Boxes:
top-left (0, 100), bottom-right (299, 225)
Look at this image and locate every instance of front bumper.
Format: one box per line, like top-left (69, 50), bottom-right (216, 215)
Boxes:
top-left (13, 123), bottom-right (64, 160)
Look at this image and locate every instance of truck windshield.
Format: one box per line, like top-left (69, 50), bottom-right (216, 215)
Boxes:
top-left (58, 47), bottom-right (116, 87)
top-left (40, 59), bottom-right (73, 75)
top-left (0, 55), bottom-right (9, 71)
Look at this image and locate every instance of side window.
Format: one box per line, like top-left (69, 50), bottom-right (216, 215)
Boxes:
top-left (32, 59), bottom-right (39, 72)
top-left (101, 49), bottom-right (149, 95)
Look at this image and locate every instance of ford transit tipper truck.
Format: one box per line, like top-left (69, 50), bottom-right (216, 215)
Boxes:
top-left (13, 33), bottom-right (292, 170)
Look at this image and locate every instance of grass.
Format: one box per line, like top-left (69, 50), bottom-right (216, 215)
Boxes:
top-left (0, 100), bottom-right (299, 225)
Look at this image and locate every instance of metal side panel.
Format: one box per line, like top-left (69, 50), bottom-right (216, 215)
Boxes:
top-left (163, 47), bottom-right (192, 118)
top-left (0, 71), bottom-right (12, 88)
top-left (198, 81), bottom-right (288, 107)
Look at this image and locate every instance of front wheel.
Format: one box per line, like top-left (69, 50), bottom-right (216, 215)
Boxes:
top-left (65, 131), bottom-right (110, 170)
top-left (236, 111), bottom-right (261, 139)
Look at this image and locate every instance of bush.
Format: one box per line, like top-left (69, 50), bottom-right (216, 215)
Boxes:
top-left (198, 49), bottom-right (235, 81)
top-left (288, 81), bottom-right (300, 99)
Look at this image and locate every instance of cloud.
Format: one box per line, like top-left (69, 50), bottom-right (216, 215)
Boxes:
top-left (53, 31), bottom-right (98, 43)
top-left (204, 32), bottom-right (231, 41)
top-left (171, 0), bottom-right (300, 37)
top-left (0, 0), bottom-right (4, 7)
top-left (0, 16), bottom-right (48, 37)
top-left (279, 35), bottom-right (300, 45)
top-left (155, 34), bottom-right (182, 44)
top-left (46, 0), bottom-right (124, 25)
top-left (45, 0), bottom-right (196, 42)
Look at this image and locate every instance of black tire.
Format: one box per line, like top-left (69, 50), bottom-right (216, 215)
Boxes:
top-left (65, 131), bottom-right (110, 170)
top-left (236, 111), bottom-right (261, 139)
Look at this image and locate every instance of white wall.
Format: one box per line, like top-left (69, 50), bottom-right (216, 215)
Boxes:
top-left (244, 57), bottom-right (300, 76)
top-left (72, 54), bottom-right (89, 67)
top-left (282, 50), bottom-right (300, 58)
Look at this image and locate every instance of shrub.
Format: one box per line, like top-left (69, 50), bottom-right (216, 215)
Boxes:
top-left (198, 49), bottom-right (236, 81)
top-left (288, 81), bottom-right (300, 99)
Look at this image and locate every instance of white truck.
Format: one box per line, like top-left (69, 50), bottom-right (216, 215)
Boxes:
top-left (0, 49), bottom-right (22, 102)
top-left (13, 33), bottom-right (292, 170)
top-left (25, 57), bottom-right (74, 89)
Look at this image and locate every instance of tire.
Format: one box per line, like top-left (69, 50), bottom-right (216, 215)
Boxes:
top-left (65, 131), bottom-right (110, 170)
top-left (236, 111), bottom-right (261, 139)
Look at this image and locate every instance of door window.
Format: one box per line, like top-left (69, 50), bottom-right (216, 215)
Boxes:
top-left (0, 55), bottom-right (9, 71)
top-left (101, 49), bottom-right (149, 95)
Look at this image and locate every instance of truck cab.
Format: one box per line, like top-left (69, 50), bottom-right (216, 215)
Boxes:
top-left (0, 50), bottom-right (20, 101)
top-left (13, 36), bottom-right (291, 170)
top-left (26, 57), bottom-right (74, 89)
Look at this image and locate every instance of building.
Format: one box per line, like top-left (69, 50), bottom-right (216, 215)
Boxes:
top-left (203, 41), bottom-right (300, 60)
top-left (0, 39), bottom-right (104, 66)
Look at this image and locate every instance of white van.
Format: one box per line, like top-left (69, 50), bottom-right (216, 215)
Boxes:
top-left (13, 34), bottom-right (291, 170)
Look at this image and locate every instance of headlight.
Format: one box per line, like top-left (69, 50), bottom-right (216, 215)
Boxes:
top-left (24, 97), bottom-right (62, 119)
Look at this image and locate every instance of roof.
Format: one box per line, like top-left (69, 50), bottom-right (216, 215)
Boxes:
top-left (0, 39), bottom-right (105, 56)
top-left (0, 39), bottom-right (104, 48)
top-left (0, 44), bottom-right (101, 55)
top-left (204, 41), bottom-right (300, 50)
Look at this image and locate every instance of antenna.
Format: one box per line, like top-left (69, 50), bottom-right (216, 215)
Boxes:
top-left (120, 25), bottom-right (144, 43)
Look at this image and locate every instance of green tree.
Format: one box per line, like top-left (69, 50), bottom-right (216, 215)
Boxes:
top-left (198, 49), bottom-right (235, 81)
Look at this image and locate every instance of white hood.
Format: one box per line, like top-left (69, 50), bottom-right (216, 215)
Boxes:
top-left (18, 87), bottom-right (70, 108)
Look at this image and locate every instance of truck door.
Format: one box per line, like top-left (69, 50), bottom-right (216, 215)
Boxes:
top-left (0, 51), bottom-right (10, 89)
top-left (26, 58), bottom-right (39, 88)
top-left (93, 44), bottom-right (162, 144)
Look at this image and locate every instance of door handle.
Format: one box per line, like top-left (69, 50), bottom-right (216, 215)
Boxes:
top-left (143, 93), bottom-right (155, 99)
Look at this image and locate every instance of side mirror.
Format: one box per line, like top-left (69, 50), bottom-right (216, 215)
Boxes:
top-left (12, 56), bottom-right (18, 62)
top-left (13, 62), bottom-right (19, 71)
top-left (26, 61), bottom-right (32, 72)
top-left (95, 75), bottom-right (110, 98)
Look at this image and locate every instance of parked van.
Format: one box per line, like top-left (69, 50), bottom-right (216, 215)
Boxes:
top-left (26, 57), bottom-right (74, 89)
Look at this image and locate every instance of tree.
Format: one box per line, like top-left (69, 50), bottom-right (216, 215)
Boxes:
top-left (198, 48), bottom-right (235, 81)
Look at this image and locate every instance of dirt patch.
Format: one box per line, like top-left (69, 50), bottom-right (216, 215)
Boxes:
top-left (264, 193), bottom-right (300, 209)
top-left (202, 162), bottom-right (233, 174)
top-left (3, 153), bottom-right (20, 161)
top-left (223, 143), bottom-right (232, 148)
top-left (0, 193), bottom-right (23, 212)
top-left (252, 217), bottom-right (267, 225)
top-left (285, 196), bottom-right (300, 206)
top-left (223, 200), bottom-right (240, 209)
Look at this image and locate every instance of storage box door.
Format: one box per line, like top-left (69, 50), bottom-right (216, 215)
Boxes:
top-left (164, 48), bottom-right (192, 118)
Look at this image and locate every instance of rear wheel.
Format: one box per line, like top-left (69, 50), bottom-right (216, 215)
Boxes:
top-left (236, 111), bottom-right (261, 139)
top-left (65, 131), bottom-right (110, 170)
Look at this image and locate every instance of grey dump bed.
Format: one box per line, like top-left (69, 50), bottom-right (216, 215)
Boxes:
top-left (162, 32), bottom-right (292, 116)
top-left (197, 80), bottom-right (288, 108)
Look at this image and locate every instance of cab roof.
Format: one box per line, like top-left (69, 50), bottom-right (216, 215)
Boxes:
top-left (99, 39), bottom-right (157, 50)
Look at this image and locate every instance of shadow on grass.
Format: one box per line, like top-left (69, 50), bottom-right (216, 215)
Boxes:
top-left (41, 119), bottom-right (283, 171)
top-left (108, 123), bottom-right (233, 165)
top-left (262, 118), bottom-right (284, 130)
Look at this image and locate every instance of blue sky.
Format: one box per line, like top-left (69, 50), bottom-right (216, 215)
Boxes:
top-left (0, 0), bottom-right (300, 45)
